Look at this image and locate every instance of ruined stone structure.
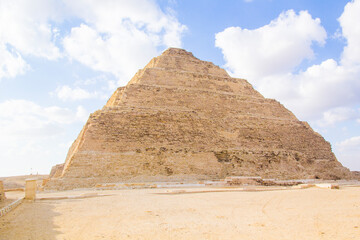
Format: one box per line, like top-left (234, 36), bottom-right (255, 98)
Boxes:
top-left (47, 48), bottom-right (351, 189)
top-left (25, 179), bottom-right (36, 201)
top-left (49, 163), bottom-right (64, 179)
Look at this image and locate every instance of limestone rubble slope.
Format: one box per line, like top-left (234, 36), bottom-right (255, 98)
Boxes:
top-left (46, 48), bottom-right (351, 190)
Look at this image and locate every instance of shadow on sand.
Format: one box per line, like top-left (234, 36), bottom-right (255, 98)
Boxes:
top-left (0, 200), bottom-right (62, 240)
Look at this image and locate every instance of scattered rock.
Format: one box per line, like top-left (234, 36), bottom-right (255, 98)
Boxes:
top-left (315, 183), bottom-right (340, 189)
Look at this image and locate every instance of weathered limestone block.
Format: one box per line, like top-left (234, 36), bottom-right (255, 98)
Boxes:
top-left (49, 163), bottom-right (64, 179)
top-left (315, 183), bottom-right (340, 189)
top-left (25, 179), bottom-right (36, 201)
top-left (46, 48), bottom-right (352, 190)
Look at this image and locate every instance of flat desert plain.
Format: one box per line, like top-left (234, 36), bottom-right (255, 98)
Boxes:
top-left (1, 186), bottom-right (360, 240)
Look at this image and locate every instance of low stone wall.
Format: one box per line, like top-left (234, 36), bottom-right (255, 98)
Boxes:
top-left (0, 198), bottom-right (23, 218)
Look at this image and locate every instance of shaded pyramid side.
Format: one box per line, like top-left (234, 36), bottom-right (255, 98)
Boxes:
top-left (47, 48), bottom-right (351, 190)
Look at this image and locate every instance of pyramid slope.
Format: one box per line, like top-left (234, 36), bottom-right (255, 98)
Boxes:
top-left (47, 48), bottom-right (351, 189)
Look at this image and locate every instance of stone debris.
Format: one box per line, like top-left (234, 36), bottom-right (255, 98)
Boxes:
top-left (224, 176), bottom-right (303, 186)
top-left (46, 48), bottom-right (352, 190)
top-left (25, 179), bottom-right (37, 201)
top-left (315, 183), bottom-right (340, 189)
top-left (292, 184), bottom-right (315, 189)
top-left (160, 186), bottom-right (289, 195)
top-left (224, 176), bottom-right (263, 186)
top-left (49, 163), bottom-right (64, 179)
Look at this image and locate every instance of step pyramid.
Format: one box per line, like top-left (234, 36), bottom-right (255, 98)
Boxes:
top-left (47, 48), bottom-right (351, 189)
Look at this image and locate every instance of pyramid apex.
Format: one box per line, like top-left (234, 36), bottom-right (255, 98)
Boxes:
top-left (161, 48), bottom-right (195, 58)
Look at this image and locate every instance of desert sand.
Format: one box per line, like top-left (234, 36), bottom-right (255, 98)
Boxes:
top-left (1, 186), bottom-right (360, 240)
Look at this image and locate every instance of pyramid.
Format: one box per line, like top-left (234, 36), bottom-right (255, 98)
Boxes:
top-left (47, 48), bottom-right (351, 189)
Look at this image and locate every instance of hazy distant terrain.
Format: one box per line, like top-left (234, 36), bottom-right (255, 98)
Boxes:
top-left (0, 175), bottom-right (48, 189)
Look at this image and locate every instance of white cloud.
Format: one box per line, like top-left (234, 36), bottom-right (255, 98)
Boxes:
top-left (0, 136), bottom-right (62, 176)
top-left (0, 100), bottom-right (90, 176)
top-left (335, 136), bottom-right (360, 170)
top-left (316, 107), bottom-right (357, 127)
top-left (216, 3), bottom-right (360, 122)
top-left (0, 0), bottom-right (62, 80)
top-left (53, 74), bottom-right (117, 101)
top-left (215, 10), bottom-right (326, 80)
top-left (62, 0), bottom-right (187, 83)
top-left (256, 59), bottom-right (360, 120)
top-left (0, 100), bottom-right (88, 136)
top-left (63, 23), bottom-right (155, 81)
top-left (0, 0), bottom-right (186, 83)
top-left (0, 0), bottom-right (62, 81)
top-left (337, 136), bottom-right (360, 149)
top-left (339, 0), bottom-right (360, 66)
top-left (0, 44), bottom-right (29, 79)
top-left (75, 105), bottom-right (89, 122)
top-left (0, 0), bottom-right (62, 59)
top-left (54, 85), bottom-right (95, 101)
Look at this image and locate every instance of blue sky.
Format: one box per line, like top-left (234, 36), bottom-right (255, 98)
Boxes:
top-left (1, 0), bottom-right (359, 177)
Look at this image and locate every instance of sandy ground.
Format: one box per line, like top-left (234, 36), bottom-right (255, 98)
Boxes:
top-left (1, 186), bottom-right (360, 240)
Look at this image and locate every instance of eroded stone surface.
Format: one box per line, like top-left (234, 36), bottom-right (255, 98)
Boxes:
top-left (46, 48), bottom-right (351, 190)
top-left (49, 163), bottom-right (64, 179)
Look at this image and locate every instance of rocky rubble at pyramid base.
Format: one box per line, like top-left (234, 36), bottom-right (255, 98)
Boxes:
top-left (352, 171), bottom-right (360, 180)
top-left (45, 148), bottom-right (350, 190)
top-left (45, 173), bottom-right (355, 191)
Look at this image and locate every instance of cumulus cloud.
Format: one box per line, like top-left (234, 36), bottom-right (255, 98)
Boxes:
top-left (0, 0), bottom-right (186, 83)
top-left (316, 107), bottom-right (358, 127)
top-left (216, 10), bottom-right (326, 80)
top-left (0, 44), bottom-right (29, 79)
top-left (215, 3), bottom-right (360, 122)
top-left (53, 74), bottom-right (118, 101)
top-left (54, 85), bottom-right (96, 101)
top-left (256, 59), bottom-right (360, 120)
top-left (0, 0), bottom-right (62, 59)
top-left (0, 0), bottom-right (61, 80)
top-left (339, 0), bottom-right (360, 66)
top-left (0, 100), bottom-right (89, 176)
top-left (62, 0), bottom-right (186, 82)
top-left (335, 136), bottom-right (360, 170)
top-left (0, 0), bottom-right (62, 80)
top-left (53, 84), bottom-right (112, 101)
top-left (63, 23), bottom-right (156, 81)
top-left (0, 100), bottom-right (88, 135)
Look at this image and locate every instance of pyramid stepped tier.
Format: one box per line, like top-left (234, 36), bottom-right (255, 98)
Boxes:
top-left (46, 48), bottom-right (351, 190)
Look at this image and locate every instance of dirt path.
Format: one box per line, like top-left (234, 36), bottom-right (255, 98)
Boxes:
top-left (1, 187), bottom-right (360, 239)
